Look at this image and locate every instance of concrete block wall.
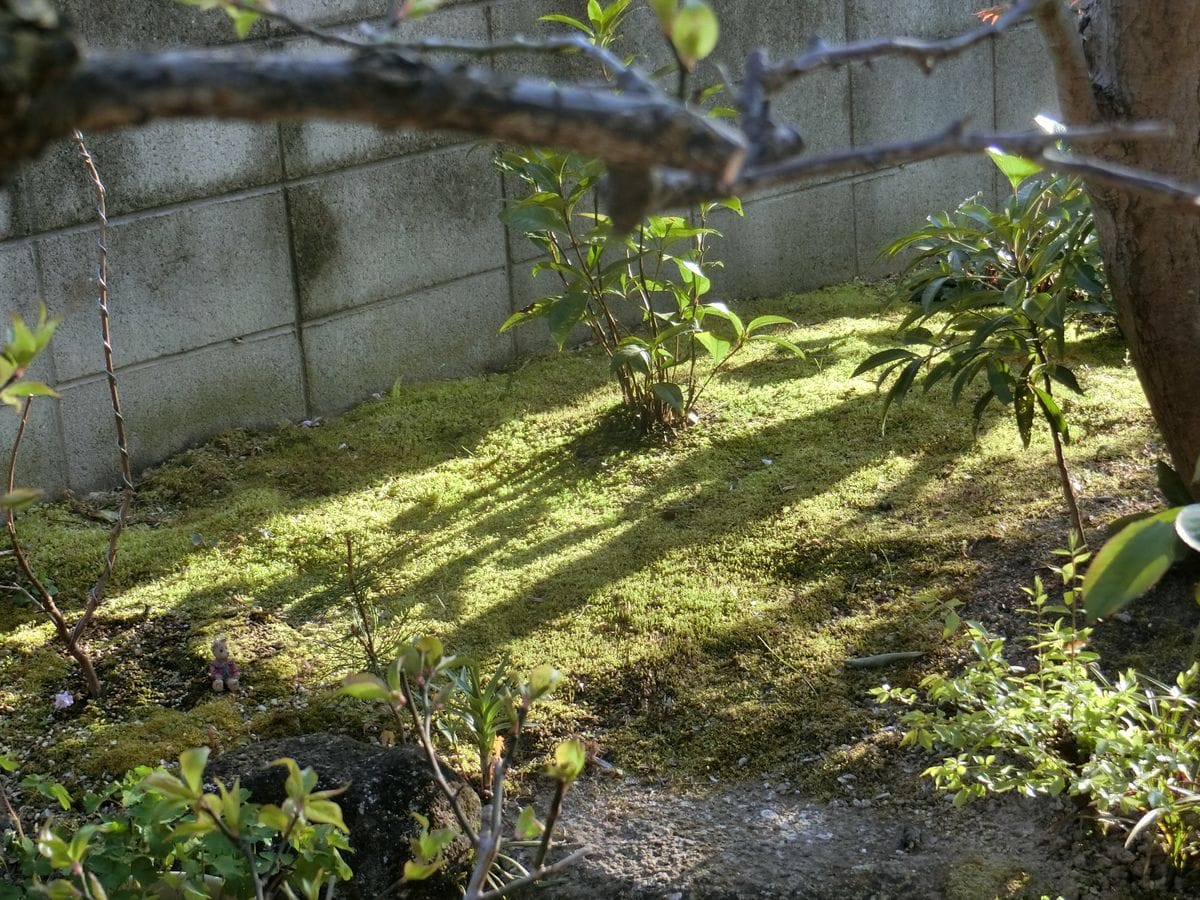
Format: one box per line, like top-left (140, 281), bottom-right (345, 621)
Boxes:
top-left (0, 0), bottom-right (1060, 493)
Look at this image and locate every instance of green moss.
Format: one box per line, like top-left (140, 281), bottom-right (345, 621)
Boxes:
top-left (57, 701), bottom-right (248, 778)
top-left (1, 283), bottom-right (1158, 783)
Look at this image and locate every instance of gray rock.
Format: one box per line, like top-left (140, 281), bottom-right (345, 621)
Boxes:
top-left (210, 734), bottom-right (480, 899)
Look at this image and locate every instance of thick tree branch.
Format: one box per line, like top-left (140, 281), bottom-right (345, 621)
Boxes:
top-left (44, 50), bottom-right (745, 182)
top-left (1032, 0), bottom-right (1098, 125)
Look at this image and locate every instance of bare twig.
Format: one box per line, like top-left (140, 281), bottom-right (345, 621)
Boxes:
top-left (762, 0), bottom-right (1045, 91)
top-left (381, 34), bottom-right (660, 95)
top-left (4, 399), bottom-right (101, 696)
top-left (472, 847), bottom-right (589, 900)
top-left (1041, 150), bottom-right (1200, 211)
top-left (648, 120), bottom-right (1175, 208)
top-left (223, 0), bottom-right (368, 49)
top-left (70, 132), bottom-right (134, 646)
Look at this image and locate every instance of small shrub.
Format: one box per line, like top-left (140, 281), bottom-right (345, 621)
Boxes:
top-left (342, 636), bottom-right (586, 897)
top-left (496, 0), bottom-right (802, 433)
top-left (855, 152), bottom-right (1112, 541)
top-left (1, 748), bottom-right (351, 898)
top-left (875, 544), bottom-right (1200, 868)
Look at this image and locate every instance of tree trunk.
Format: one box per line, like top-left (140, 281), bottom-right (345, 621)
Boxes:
top-left (1080, 3), bottom-right (1200, 495)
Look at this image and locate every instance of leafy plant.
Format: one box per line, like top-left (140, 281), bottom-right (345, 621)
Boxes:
top-left (342, 636), bottom-right (586, 898)
top-left (854, 151), bottom-right (1110, 543)
top-left (0, 307), bottom-right (58, 512)
top-left (875, 544), bottom-right (1200, 868)
top-left (1, 748), bottom-right (351, 899)
top-left (497, 0), bottom-right (801, 434)
top-left (1082, 464), bottom-right (1200, 620)
top-left (444, 656), bottom-right (515, 795)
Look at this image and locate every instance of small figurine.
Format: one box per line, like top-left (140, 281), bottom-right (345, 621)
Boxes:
top-left (209, 636), bottom-right (241, 693)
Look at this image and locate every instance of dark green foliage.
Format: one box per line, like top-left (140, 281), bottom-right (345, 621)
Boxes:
top-left (855, 170), bottom-right (1109, 442)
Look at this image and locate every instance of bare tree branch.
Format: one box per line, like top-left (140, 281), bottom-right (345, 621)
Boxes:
top-left (639, 120), bottom-right (1175, 211)
top-left (1042, 149), bottom-right (1200, 211)
top-left (761, 0), bottom-right (1044, 92)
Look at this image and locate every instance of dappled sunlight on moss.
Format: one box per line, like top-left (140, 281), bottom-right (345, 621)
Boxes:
top-left (0, 283), bottom-right (1161, 785)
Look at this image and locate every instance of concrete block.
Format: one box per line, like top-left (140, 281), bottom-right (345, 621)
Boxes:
top-left (851, 44), bottom-right (993, 147)
top-left (0, 189), bottom-right (14, 241)
top-left (58, 0), bottom-right (265, 50)
top-left (303, 270), bottom-right (514, 415)
top-left (0, 244), bottom-right (65, 492)
top-left (276, 0), bottom-right (387, 27)
top-left (847, 0), bottom-right (981, 40)
top-left (278, 6), bottom-right (486, 177)
top-left (57, 332), bottom-right (306, 491)
top-left (0, 242), bottom-right (41, 319)
top-left (709, 181), bottom-right (857, 300)
top-left (490, 0), bottom-right (602, 82)
top-left (16, 121), bottom-right (282, 233)
top-left (38, 192), bottom-right (296, 382)
top-left (994, 24), bottom-right (1059, 131)
top-left (288, 147), bottom-right (507, 320)
top-left (852, 155), bottom-right (995, 280)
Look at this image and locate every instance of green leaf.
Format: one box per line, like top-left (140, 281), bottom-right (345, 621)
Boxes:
top-left (1174, 504), bottom-right (1200, 554)
top-left (610, 344), bottom-right (653, 377)
top-left (499, 205), bottom-right (565, 235)
top-left (1013, 384), bottom-right (1035, 448)
top-left (303, 798), bottom-right (348, 833)
top-left (515, 805), bottom-right (544, 840)
top-left (340, 673), bottom-right (391, 702)
top-left (546, 738), bottom-right (587, 782)
top-left (986, 148), bottom-right (1043, 192)
top-left (1083, 507), bottom-right (1183, 619)
top-left (671, 0), bottom-right (719, 68)
top-left (745, 314), bottom-right (795, 333)
top-left (0, 488), bottom-right (41, 510)
top-left (548, 290), bottom-right (590, 351)
top-left (852, 347), bottom-right (918, 378)
top-left (403, 859), bottom-right (445, 882)
top-left (538, 13), bottom-right (593, 34)
top-left (1032, 385), bottom-right (1069, 443)
top-left (1155, 460), bottom-right (1195, 508)
top-left (178, 747), bottom-right (209, 795)
top-left (525, 664), bottom-right (561, 700)
top-left (1046, 364), bottom-right (1084, 396)
top-left (651, 382), bottom-right (685, 414)
top-left (49, 783), bottom-right (71, 811)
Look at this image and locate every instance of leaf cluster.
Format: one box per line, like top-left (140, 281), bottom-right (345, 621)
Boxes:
top-left (2, 749), bottom-right (351, 899)
top-left (855, 162), bottom-right (1109, 446)
top-left (875, 547), bottom-right (1200, 868)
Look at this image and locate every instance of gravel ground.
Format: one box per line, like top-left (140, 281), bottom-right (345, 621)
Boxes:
top-left (528, 768), bottom-right (1194, 900)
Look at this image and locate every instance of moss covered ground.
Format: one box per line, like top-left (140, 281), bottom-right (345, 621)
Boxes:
top-left (0, 283), bottom-right (1161, 792)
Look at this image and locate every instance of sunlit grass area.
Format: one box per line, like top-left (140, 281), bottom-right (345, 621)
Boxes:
top-left (0, 283), bottom-right (1159, 790)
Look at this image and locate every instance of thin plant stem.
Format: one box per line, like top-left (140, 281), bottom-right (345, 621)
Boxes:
top-left (70, 133), bottom-right (135, 649)
top-left (4, 399), bottom-right (102, 697)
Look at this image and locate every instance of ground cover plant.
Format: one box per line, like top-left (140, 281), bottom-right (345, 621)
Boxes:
top-left (0, 283), bottom-right (1174, 894)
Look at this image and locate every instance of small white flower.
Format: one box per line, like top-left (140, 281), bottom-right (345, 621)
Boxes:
top-left (53, 691), bottom-right (74, 710)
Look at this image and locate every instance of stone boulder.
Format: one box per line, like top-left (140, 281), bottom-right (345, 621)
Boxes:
top-left (209, 734), bottom-right (479, 899)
